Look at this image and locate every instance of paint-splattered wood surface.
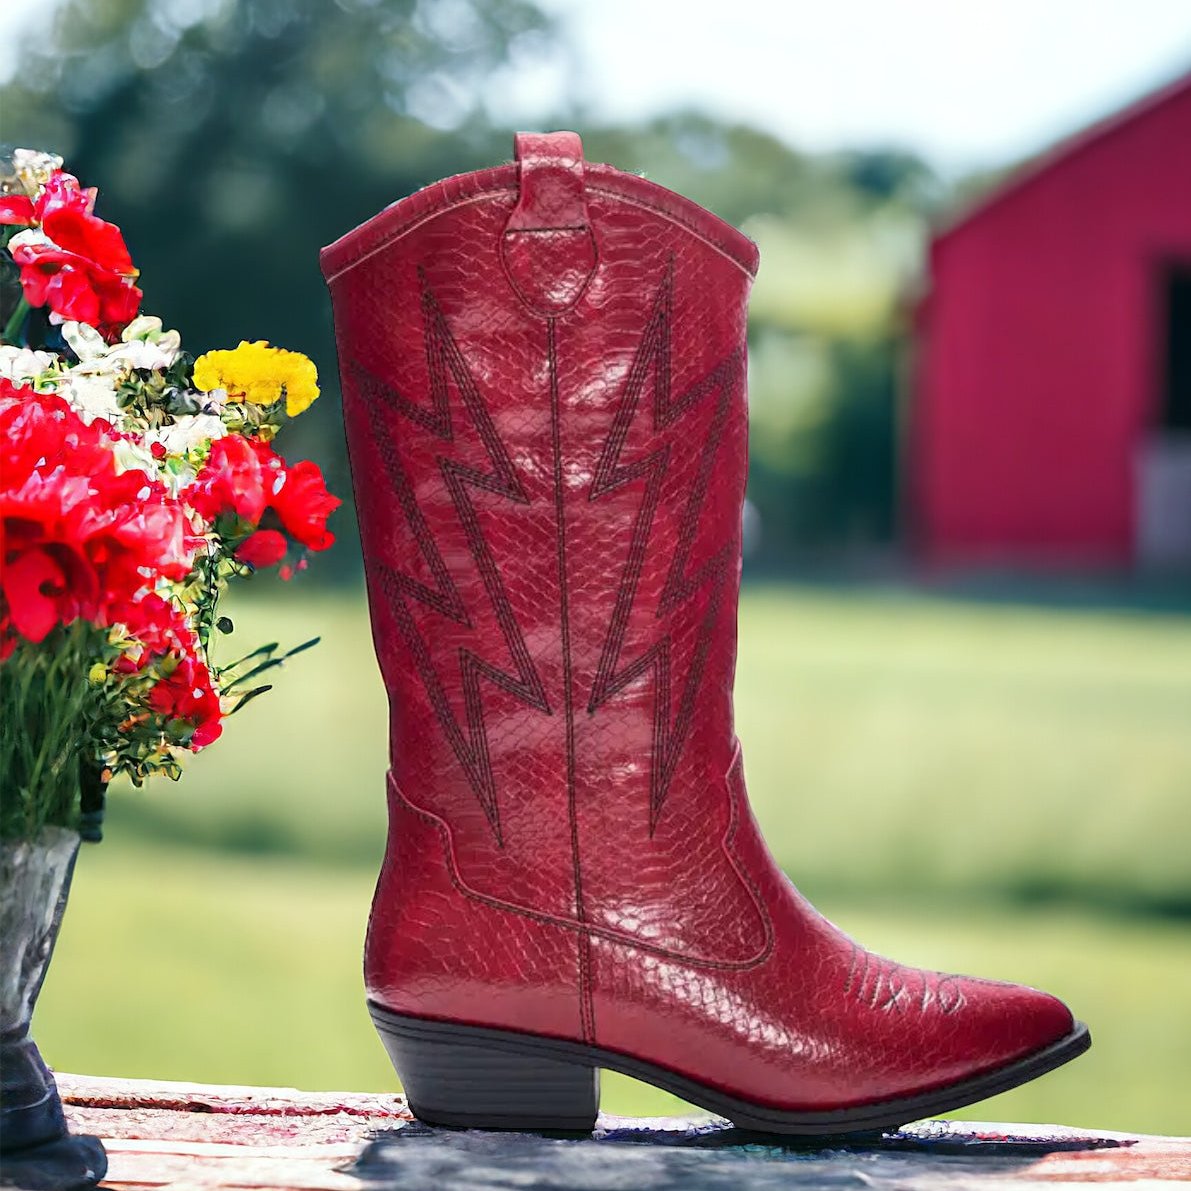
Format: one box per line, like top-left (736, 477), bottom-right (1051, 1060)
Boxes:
top-left (54, 1074), bottom-right (1190, 1190)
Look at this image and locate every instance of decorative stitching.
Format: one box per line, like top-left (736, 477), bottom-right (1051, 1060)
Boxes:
top-left (548, 317), bottom-right (595, 1043)
top-left (500, 225), bottom-right (599, 318)
top-left (587, 260), bottom-right (747, 829)
top-left (843, 943), bottom-right (861, 996)
top-left (389, 741), bottom-right (775, 971)
top-left (585, 185), bottom-right (758, 278)
top-left (352, 276), bottom-right (550, 843)
top-left (504, 225), bottom-right (589, 235)
top-left (324, 181), bottom-right (756, 282)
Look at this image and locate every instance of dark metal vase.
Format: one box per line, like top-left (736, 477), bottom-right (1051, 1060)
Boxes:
top-left (0, 828), bottom-right (107, 1190)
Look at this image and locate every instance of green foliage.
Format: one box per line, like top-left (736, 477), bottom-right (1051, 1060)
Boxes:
top-left (2, 0), bottom-right (558, 578)
top-left (580, 113), bottom-right (939, 231)
top-left (1, 2), bottom-right (946, 565)
top-left (0, 623), bottom-right (102, 840)
top-left (749, 334), bottom-right (899, 551)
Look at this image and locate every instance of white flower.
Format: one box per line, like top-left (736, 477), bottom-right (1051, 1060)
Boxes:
top-left (62, 321), bottom-right (109, 363)
top-left (12, 148), bottom-right (64, 191)
top-left (62, 316), bottom-right (183, 374)
top-left (104, 338), bottom-right (178, 371)
top-left (111, 438), bottom-right (158, 479)
top-left (58, 370), bottom-right (124, 427)
top-left (119, 316), bottom-right (182, 367)
top-left (147, 414), bottom-right (226, 456)
top-left (160, 452), bottom-right (202, 495)
top-left (161, 460), bottom-right (199, 498)
top-left (7, 227), bottom-right (49, 255)
top-left (0, 345), bottom-right (55, 385)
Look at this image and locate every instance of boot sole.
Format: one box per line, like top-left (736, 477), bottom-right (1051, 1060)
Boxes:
top-left (369, 1002), bottom-right (1091, 1135)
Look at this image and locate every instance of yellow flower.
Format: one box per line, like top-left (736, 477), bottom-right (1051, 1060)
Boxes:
top-left (193, 341), bottom-right (320, 417)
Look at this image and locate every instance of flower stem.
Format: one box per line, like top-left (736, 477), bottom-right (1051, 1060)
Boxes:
top-left (2, 295), bottom-right (31, 346)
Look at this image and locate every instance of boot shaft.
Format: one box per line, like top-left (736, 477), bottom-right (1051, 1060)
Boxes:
top-left (324, 134), bottom-right (758, 933)
top-left (324, 139), bottom-right (1088, 1120)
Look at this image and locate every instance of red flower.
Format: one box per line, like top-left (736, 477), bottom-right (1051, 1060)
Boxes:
top-left (0, 389), bottom-right (196, 649)
top-left (2, 550), bottom-right (75, 642)
top-left (0, 194), bottom-right (36, 226)
top-left (148, 652), bottom-right (223, 748)
top-left (272, 459), bottom-right (339, 552)
top-left (189, 436), bottom-right (337, 557)
top-left (9, 170), bottom-right (142, 336)
top-left (32, 172), bottom-right (97, 222)
top-left (107, 591), bottom-right (195, 673)
top-left (235, 528), bottom-right (288, 568)
top-left (0, 379), bottom-right (113, 474)
top-left (188, 435), bottom-right (277, 524)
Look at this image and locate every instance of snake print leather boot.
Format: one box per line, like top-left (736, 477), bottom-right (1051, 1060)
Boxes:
top-left (321, 132), bottom-right (1089, 1134)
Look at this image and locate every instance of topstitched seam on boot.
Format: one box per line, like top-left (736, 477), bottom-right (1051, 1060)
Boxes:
top-left (548, 315), bottom-right (597, 1044)
top-left (585, 184), bottom-right (758, 276)
top-left (499, 226), bottom-right (600, 317)
top-left (387, 772), bottom-right (776, 972)
top-left (323, 175), bottom-right (757, 282)
top-left (322, 187), bottom-right (515, 281)
top-left (587, 263), bottom-right (746, 829)
top-left (351, 277), bottom-right (552, 845)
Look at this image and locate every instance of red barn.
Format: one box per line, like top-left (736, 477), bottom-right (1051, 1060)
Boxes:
top-left (911, 73), bottom-right (1191, 571)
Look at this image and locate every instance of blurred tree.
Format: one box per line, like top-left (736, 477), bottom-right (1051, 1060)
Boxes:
top-left (4, 9), bottom-right (954, 566)
top-left (2, 0), bottom-right (557, 578)
top-left (747, 331), bottom-right (900, 554)
top-left (583, 114), bottom-right (939, 230)
top-left (583, 114), bottom-right (932, 558)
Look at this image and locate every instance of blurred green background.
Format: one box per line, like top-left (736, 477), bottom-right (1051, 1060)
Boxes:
top-left (5, 0), bottom-right (1190, 1137)
top-left (36, 588), bottom-right (1191, 1133)
top-left (3, 0), bottom-right (942, 565)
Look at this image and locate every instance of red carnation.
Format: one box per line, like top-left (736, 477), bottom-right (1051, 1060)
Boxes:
top-left (107, 591), bottom-right (196, 674)
top-left (189, 437), bottom-right (337, 558)
top-left (147, 652), bottom-right (223, 748)
top-left (235, 529), bottom-right (288, 569)
top-left (188, 435), bottom-right (277, 524)
top-left (0, 194), bottom-right (36, 225)
top-left (32, 172), bottom-right (97, 223)
top-left (0, 390), bottom-right (195, 650)
top-left (272, 459), bottom-right (339, 552)
top-left (9, 170), bottom-right (142, 336)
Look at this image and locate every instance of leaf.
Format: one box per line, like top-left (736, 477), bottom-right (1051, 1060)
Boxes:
top-left (282, 636), bottom-right (320, 658)
top-left (222, 642), bottom-right (280, 671)
top-left (227, 684), bottom-right (273, 715)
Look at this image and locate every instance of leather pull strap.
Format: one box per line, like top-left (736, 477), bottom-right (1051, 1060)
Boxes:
top-left (501, 131), bottom-right (598, 316)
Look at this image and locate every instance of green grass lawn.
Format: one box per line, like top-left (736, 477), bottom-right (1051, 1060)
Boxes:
top-left (32, 583), bottom-right (1191, 1135)
top-left (108, 583), bottom-right (1191, 910)
top-left (38, 837), bottom-right (1191, 1135)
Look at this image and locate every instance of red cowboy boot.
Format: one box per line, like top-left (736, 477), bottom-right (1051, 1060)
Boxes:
top-left (321, 132), bottom-right (1089, 1134)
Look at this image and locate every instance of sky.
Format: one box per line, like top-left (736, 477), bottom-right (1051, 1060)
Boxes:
top-left (4, 0), bottom-right (1190, 177)
top-left (496, 0), bottom-right (1191, 175)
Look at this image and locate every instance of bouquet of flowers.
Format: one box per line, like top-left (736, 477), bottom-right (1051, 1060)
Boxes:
top-left (0, 148), bottom-right (340, 843)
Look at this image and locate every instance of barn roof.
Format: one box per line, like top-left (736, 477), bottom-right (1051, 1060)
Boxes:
top-left (935, 68), bottom-right (1191, 244)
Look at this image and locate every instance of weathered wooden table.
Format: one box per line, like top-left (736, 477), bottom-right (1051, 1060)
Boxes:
top-left (51, 1074), bottom-right (1190, 1190)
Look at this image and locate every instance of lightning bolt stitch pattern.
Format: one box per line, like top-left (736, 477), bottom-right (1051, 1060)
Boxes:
top-left (324, 130), bottom-right (1090, 1137)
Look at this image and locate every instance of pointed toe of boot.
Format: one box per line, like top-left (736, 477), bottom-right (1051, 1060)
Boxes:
top-left (1008, 982), bottom-right (1079, 1052)
top-left (889, 971), bottom-right (1088, 1114)
top-left (953, 975), bottom-right (1078, 1067)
